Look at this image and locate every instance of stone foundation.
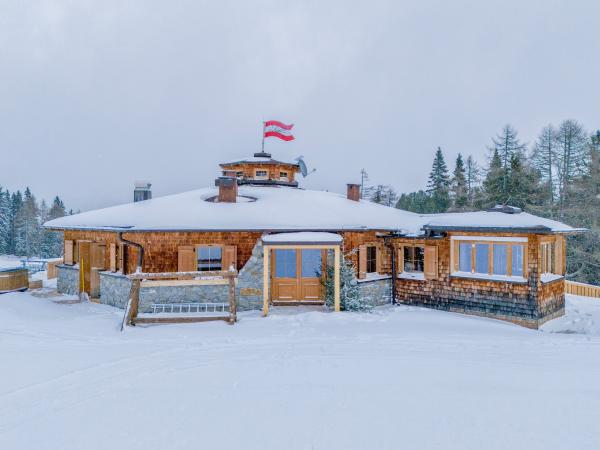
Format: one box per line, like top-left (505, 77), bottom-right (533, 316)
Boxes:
top-left (99, 272), bottom-right (132, 309)
top-left (358, 276), bottom-right (392, 307)
top-left (139, 283), bottom-right (229, 313)
top-left (57, 265), bottom-right (79, 295)
top-left (235, 239), bottom-right (265, 311)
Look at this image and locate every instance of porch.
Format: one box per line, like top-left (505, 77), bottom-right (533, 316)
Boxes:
top-left (261, 232), bottom-right (342, 316)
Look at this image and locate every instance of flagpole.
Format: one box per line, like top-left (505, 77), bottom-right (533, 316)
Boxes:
top-left (261, 121), bottom-right (265, 153)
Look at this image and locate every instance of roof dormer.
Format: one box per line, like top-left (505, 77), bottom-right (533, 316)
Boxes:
top-left (220, 152), bottom-right (300, 187)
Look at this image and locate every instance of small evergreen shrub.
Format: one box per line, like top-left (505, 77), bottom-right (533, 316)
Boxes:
top-left (320, 254), bottom-right (372, 312)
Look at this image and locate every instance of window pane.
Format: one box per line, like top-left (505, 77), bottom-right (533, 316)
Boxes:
top-left (301, 249), bottom-right (321, 278)
top-left (403, 246), bottom-right (424, 272)
top-left (275, 249), bottom-right (296, 278)
top-left (512, 245), bottom-right (524, 277)
top-left (366, 246), bottom-right (377, 273)
top-left (493, 244), bottom-right (507, 275)
top-left (459, 243), bottom-right (472, 272)
top-left (198, 246), bottom-right (222, 271)
top-left (474, 243), bottom-right (489, 274)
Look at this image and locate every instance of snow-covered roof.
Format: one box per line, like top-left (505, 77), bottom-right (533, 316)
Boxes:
top-left (44, 186), bottom-right (583, 235)
top-left (421, 211), bottom-right (584, 234)
top-left (262, 232), bottom-right (343, 245)
top-left (44, 186), bottom-right (422, 233)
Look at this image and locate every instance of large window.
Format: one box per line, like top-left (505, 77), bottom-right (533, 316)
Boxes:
top-left (403, 246), bottom-right (424, 272)
top-left (279, 171), bottom-right (289, 181)
top-left (197, 246), bottom-right (222, 271)
top-left (301, 249), bottom-right (322, 277)
top-left (275, 249), bottom-right (297, 278)
top-left (366, 246), bottom-right (377, 273)
top-left (254, 169), bottom-right (268, 180)
top-left (454, 238), bottom-right (527, 279)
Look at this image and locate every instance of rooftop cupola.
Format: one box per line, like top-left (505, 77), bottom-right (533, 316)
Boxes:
top-left (219, 151), bottom-right (300, 187)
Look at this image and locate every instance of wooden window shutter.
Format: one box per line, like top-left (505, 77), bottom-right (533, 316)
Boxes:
top-left (555, 238), bottom-right (563, 275)
top-left (178, 246), bottom-right (196, 272)
top-left (118, 243), bottom-right (125, 273)
top-left (109, 243), bottom-right (117, 272)
top-left (222, 245), bottom-right (237, 271)
top-left (375, 245), bottom-right (383, 274)
top-left (424, 245), bottom-right (438, 280)
top-left (397, 245), bottom-right (404, 273)
top-left (90, 243), bottom-right (106, 270)
top-left (452, 241), bottom-right (459, 272)
top-left (358, 245), bottom-right (367, 279)
top-left (64, 240), bottom-right (74, 265)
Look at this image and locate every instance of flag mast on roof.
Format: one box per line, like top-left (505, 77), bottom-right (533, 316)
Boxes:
top-left (260, 120), bottom-right (295, 156)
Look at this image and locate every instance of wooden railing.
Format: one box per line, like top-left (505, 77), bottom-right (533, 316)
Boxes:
top-left (121, 270), bottom-right (238, 329)
top-left (565, 280), bottom-right (600, 298)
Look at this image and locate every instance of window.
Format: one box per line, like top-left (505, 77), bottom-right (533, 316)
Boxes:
top-left (197, 246), bottom-right (222, 271)
top-left (301, 249), bottom-right (322, 277)
top-left (236, 171), bottom-right (244, 178)
top-left (403, 246), bottom-right (424, 272)
top-left (454, 238), bottom-right (527, 279)
top-left (366, 246), bottom-right (377, 273)
top-left (275, 249), bottom-right (296, 278)
top-left (254, 170), bottom-right (268, 180)
top-left (279, 171), bottom-right (289, 181)
top-left (540, 242), bottom-right (555, 274)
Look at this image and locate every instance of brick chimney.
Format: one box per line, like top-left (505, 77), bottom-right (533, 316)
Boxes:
top-left (215, 176), bottom-right (237, 203)
top-left (347, 183), bottom-right (360, 201)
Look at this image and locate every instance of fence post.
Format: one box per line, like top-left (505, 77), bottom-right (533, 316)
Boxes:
top-left (228, 272), bottom-right (237, 324)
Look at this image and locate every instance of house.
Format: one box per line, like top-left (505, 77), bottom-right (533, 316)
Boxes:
top-left (44, 151), bottom-right (584, 328)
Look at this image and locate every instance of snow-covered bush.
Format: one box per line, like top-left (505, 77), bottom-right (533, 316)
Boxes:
top-left (320, 253), bottom-right (371, 312)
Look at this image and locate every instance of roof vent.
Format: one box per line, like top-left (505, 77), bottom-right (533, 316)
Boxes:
top-left (253, 151), bottom-right (271, 158)
top-left (134, 181), bottom-right (152, 203)
top-left (488, 204), bottom-right (522, 214)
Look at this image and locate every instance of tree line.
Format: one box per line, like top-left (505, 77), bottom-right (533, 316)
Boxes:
top-left (363, 120), bottom-right (600, 285)
top-left (0, 186), bottom-right (71, 259)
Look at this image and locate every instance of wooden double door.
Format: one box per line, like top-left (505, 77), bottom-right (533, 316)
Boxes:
top-left (271, 249), bottom-right (325, 302)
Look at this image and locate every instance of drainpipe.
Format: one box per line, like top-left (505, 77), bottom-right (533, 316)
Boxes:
top-left (117, 232), bottom-right (144, 274)
top-left (383, 234), bottom-right (397, 305)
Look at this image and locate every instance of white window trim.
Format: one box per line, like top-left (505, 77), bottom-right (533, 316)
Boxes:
top-left (450, 236), bottom-right (528, 282)
top-left (254, 169), bottom-right (268, 180)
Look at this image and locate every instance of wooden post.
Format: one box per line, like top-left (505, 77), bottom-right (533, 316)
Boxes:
top-left (228, 272), bottom-right (237, 324)
top-left (126, 279), bottom-right (141, 326)
top-left (263, 245), bottom-right (269, 317)
top-left (334, 245), bottom-right (341, 312)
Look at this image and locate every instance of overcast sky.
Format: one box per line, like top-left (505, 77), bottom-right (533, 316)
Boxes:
top-left (1, 0), bottom-right (599, 211)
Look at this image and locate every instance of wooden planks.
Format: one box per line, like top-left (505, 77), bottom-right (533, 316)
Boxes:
top-left (566, 280), bottom-right (600, 298)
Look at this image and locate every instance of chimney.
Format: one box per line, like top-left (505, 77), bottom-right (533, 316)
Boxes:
top-left (347, 183), bottom-right (360, 201)
top-left (134, 181), bottom-right (152, 203)
top-left (215, 176), bottom-right (237, 203)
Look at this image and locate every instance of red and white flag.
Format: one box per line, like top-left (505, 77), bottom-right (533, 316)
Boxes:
top-left (263, 120), bottom-right (295, 141)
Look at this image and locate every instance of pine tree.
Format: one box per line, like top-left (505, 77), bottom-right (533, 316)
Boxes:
top-left (554, 119), bottom-right (589, 218)
top-left (8, 191), bottom-right (23, 255)
top-left (41, 196), bottom-right (66, 257)
top-left (450, 153), bottom-right (468, 210)
top-left (426, 147), bottom-right (450, 212)
top-left (14, 187), bottom-right (41, 258)
top-left (465, 155), bottom-right (481, 208)
top-left (396, 190), bottom-right (436, 213)
top-left (0, 187), bottom-right (11, 254)
top-left (321, 253), bottom-right (371, 312)
top-left (369, 185), bottom-right (397, 207)
top-left (489, 124), bottom-right (526, 196)
top-left (505, 152), bottom-right (543, 210)
top-left (482, 148), bottom-right (505, 207)
top-left (531, 124), bottom-right (556, 207)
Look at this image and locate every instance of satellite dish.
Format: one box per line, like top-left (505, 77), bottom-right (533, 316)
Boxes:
top-left (295, 155), bottom-right (316, 178)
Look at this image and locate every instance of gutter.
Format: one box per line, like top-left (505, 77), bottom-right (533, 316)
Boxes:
top-left (117, 232), bottom-right (144, 274)
top-left (381, 234), bottom-right (397, 305)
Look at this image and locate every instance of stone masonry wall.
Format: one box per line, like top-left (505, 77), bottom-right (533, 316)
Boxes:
top-left (236, 239), bottom-right (265, 311)
top-left (358, 277), bottom-right (392, 307)
top-left (57, 265), bottom-right (79, 295)
top-left (99, 272), bottom-right (132, 309)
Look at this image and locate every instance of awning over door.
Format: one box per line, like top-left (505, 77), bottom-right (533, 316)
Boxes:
top-left (262, 232), bottom-right (343, 246)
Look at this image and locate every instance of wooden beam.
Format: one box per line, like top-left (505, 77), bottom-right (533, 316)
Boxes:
top-left (334, 245), bottom-right (341, 312)
top-left (262, 244), bottom-right (339, 250)
top-left (263, 245), bottom-right (269, 316)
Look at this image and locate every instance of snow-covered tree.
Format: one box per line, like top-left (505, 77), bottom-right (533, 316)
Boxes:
top-left (14, 187), bottom-right (41, 257)
top-left (41, 196), bottom-right (66, 257)
top-left (321, 253), bottom-right (371, 312)
top-left (0, 187), bottom-right (11, 254)
top-left (369, 184), bottom-right (397, 207)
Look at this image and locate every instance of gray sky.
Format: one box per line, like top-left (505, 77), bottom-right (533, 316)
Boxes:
top-left (1, 0), bottom-right (599, 211)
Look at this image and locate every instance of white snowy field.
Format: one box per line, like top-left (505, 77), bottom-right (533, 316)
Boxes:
top-left (1, 291), bottom-right (600, 450)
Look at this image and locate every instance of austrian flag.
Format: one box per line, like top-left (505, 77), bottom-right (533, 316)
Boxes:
top-left (263, 120), bottom-right (295, 141)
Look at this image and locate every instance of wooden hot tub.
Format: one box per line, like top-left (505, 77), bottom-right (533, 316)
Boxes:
top-left (0, 267), bottom-right (29, 294)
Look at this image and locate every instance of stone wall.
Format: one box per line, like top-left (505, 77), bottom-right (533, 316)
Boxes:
top-left (99, 272), bottom-right (132, 309)
top-left (236, 239), bottom-right (265, 311)
top-left (358, 276), bottom-right (392, 307)
top-left (57, 265), bottom-right (79, 295)
top-left (138, 283), bottom-right (229, 313)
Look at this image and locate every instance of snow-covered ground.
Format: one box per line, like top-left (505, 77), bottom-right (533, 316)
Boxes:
top-left (1, 289), bottom-right (599, 450)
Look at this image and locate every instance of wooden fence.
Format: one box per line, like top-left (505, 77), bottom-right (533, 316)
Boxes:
top-left (565, 280), bottom-right (600, 298)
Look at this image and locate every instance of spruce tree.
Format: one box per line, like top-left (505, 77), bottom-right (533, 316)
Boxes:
top-left (41, 196), bottom-right (66, 258)
top-left (8, 191), bottom-right (23, 255)
top-left (321, 253), bottom-right (371, 312)
top-left (482, 148), bottom-right (505, 207)
top-left (0, 187), bottom-right (11, 254)
top-left (531, 124), bottom-right (556, 208)
top-left (450, 153), bottom-right (468, 210)
top-left (426, 147), bottom-right (450, 212)
top-left (465, 155), bottom-right (481, 208)
top-left (15, 187), bottom-right (41, 257)
top-left (489, 125), bottom-right (526, 196)
top-left (505, 152), bottom-right (543, 210)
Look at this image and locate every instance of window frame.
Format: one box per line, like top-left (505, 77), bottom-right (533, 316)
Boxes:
top-left (366, 245), bottom-right (377, 274)
top-left (451, 236), bottom-right (528, 281)
top-left (540, 241), bottom-right (556, 274)
top-left (196, 245), bottom-right (223, 272)
top-left (279, 171), bottom-right (289, 181)
top-left (254, 169), bottom-right (268, 180)
top-left (402, 244), bottom-right (424, 273)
